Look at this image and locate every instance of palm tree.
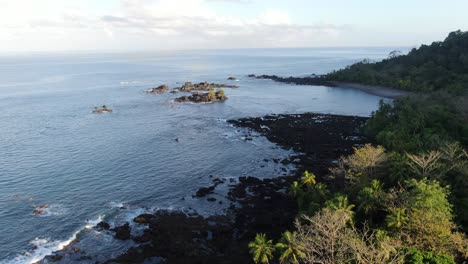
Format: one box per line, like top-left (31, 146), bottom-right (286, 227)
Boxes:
top-left (386, 208), bottom-right (408, 228)
top-left (301, 170), bottom-right (316, 188)
top-left (357, 179), bottom-right (384, 215)
top-left (289, 181), bottom-right (302, 197)
top-left (248, 233), bottom-right (275, 264)
top-left (275, 231), bottom-right (305, 264)
top-left (325, 194), bottom-right (355, 219)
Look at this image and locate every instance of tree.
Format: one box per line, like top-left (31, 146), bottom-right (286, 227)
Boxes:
top-left (295, 208), bottom-right (354, 264)
top-left (406, 150), bottom-right (442, 178)
top-left (325, 194), bottom-right (355, 219)
top-left (333, 144), bottom-right (387, 185)
top-left (300, 170), bottom-right (316, 188)
top-left (289, 181), bottom-right (302, 197)
top-left (357, 179), bottom-right (385, 216)
top-left (386, 208), bottom-right (408, 228)
top-left (248, 233), bottom-right (275, 264)
top-left (388, 50), bottom-right (403, 59)
top-left (387, 179), bottom-right (468, 258)
top-left (295, 208), bottom-right (403, 264)
top-left (275, 231), bottom-right (305, 264)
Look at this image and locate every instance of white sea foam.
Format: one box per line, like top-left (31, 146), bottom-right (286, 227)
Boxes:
top-left (1, 215), bottom-right (104, 264)
top-left (109, 201), bottom-right (125, 209)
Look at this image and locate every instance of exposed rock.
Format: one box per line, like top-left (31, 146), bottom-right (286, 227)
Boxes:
top-left (207, 197), bottom-right (217, 202)
top-left (32, 204), bottom-right (49, 215)
top-left (195, 186), bottom-right (215, 197)
top-left (92, 105), bottom-right (112, 114)
top-left (227, 77), bottom-right (238, 81)
top-left (113, 223), bottom-right (131, 240)
top-left (175, 90), bottom-right (227, 103)
top-left (133, 214), bottom-right (155, 224)
top-left (170, 88), bottom-right (180, 93)
top-left (145, 85), bottom-right (169, 94)
top-left (178, 81), bottom-right (238, 92)
top-left (247, 74), bottom-right (333, 86)
top-left (96, 221), bottom-right (110, 230)
top-left (133, 230), bottom-right (153, 243)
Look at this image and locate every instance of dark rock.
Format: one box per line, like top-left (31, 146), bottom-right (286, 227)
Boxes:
top-left (133, 230), bottom-right (153, 243)
top-left (195, 186), bottom-right (215, 197)
top-left (249, 74), bottom-right (333, 86)
top-left (133, 214), bottom-right (155, 224)
top-left (145, 84), bottom-right (169, 94)
top-left (207, 197), bottom-right (217, 202)
top-left (113, 223), bottom-right (131, 240)
top-left (92, 105), bottom-right (112, 114)
top-left (96, 221), bottom-right (110, 230)
top-left (227, 77), bottom-right (237, 81)
top-left (178, 81), bottom-right (238, 92)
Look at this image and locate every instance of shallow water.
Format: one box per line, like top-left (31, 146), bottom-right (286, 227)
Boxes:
top-left (0, 48), bottom-right (398, 263)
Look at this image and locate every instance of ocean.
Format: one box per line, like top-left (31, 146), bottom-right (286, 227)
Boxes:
top-left (0, 47), bottom-right (398, 263)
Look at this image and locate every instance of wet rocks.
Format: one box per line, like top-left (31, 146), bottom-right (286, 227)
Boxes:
top-left (133, 214), bottom-right (155, 224)
top-left (133, 230), bottom-right (153, 243)
top-left (195, 186), bottom-right (216, 197)
top-left (96, 221), bottom-right (110, 230)
top-left (227, 77), bottom-right (238, 81)
top-left (92, 105), bottom-right (112, 114)
top-left (32, 204), bottom-right (49, 215)
top-left (112, 223), bottom-right (131, 240)
top-left (145, 85), bottom-right (169, 94)
top-left (228, 113), bottom-right (369, 183)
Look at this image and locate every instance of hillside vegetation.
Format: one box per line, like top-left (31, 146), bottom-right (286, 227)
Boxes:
top-left (249, 31), bottom-right (468, 264)
top-left (327, 30), bottom-right (468, 95)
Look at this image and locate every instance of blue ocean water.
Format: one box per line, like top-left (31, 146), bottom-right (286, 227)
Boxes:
top-left (0, 48), bottom-right (397, 263)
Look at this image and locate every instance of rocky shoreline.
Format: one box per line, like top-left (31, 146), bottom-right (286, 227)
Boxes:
top-left (41, 113), bottom-right (370, 264)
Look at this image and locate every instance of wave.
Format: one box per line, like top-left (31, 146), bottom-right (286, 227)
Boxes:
top-left (0, 215), bottom-right (104, 264)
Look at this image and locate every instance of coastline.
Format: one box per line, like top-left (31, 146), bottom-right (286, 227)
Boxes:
top-left (40, 113), bottom-right (370, 263)
top-left (249, 74), bottom-right (411, 99)
top-left (329, 81), bottom-right (412, 99)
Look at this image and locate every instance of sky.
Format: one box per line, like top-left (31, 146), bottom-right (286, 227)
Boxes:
top-left (0, 0), bottom-right (467, 53)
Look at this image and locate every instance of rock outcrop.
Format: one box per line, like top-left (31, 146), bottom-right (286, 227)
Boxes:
top-left (178, 82), bottom-right (238, 92)
top-left (92, 105), bottom-right (112, 113)
top-left (175, 90), bottom-right (228, 103)
top-left (145, 85), bottom-right (169, 94)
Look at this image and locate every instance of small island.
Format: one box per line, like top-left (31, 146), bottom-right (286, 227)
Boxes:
top-left (92, 105), bottom-right (113, 113)
top-left (177, 81), bottom-right (238, 92)
top-left (175, 89), bottom-right (227, 103)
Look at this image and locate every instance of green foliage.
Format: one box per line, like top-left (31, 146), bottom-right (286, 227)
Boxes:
top-left (405, 248), bottom-right (455, 264)
top-left (325, 194), bottom-right (355, 216)
top-left (365, 96), bottom-right (468, 152)
top-left (248, 233), bottom-right (275, 264)
top-left (300, 170), bottom-right (316, 188)
top-left (327, 30), bottom-right (468, 95)
top-left (216, 88), bottom-right (225, 96)
top-left (357, 179), bottom-right (384, 216)
top-left (207, 89), bottom-right (216, 100)
top-left (275, 231), bottom-right (305, 264)
top-left (386, 208), bottom-right (408, 229)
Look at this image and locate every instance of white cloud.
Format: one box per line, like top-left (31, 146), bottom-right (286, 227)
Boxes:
top-left (0, 0), bottom-right (346, 52)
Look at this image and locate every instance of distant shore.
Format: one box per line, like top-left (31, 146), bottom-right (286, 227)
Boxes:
top-left (249, 74), bottom-right (411, 99)
top-left (329, 81), bottom-right (411, 99)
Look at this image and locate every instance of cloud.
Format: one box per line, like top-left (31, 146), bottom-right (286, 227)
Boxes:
top-left (0, 0), bottom-right (347, 51)
top-left (98, 0), bottom-right (344, 48)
